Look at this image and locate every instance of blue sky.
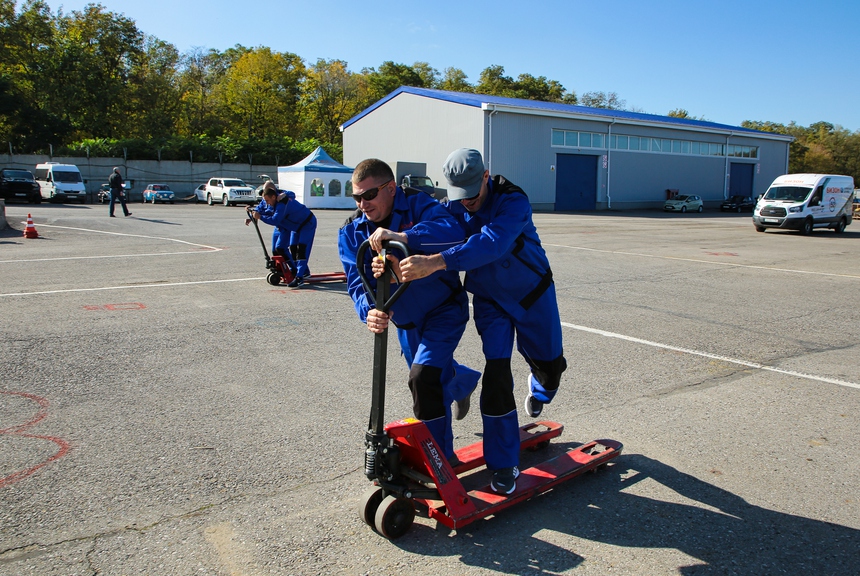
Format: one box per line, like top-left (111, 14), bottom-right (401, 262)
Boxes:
top-left (53, 0), bottom-right (860, 131)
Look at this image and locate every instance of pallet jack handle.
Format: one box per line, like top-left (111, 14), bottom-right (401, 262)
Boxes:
top-left (356, 239), bottom-right (411, 451)
top-left (246, 207), bottom-right (272, 265)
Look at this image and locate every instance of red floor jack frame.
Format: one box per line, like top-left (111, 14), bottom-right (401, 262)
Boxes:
top-left (356, 240), bottom-right (623, 539)
top-left (247, 208), bottom-right (346, 287)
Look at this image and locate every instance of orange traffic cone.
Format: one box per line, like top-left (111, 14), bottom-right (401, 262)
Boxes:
top-left (23, 214), bottom-right (39, 239)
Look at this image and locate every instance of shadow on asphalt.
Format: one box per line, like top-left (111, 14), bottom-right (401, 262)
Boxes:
top-left (393, 452), bottom-right (859, 574)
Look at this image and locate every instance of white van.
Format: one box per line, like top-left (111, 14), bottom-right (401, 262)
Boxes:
top-left (753, 174), bottom-right (855, 234)
top-left (34, 163), bottom-right (86, 203)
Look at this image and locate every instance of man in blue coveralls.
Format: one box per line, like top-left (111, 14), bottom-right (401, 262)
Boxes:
top-left (339, 158), bottom-right (480, 465)
top-left (246, 181), bottom-right (317, 287)
top-left (399, 148), bottom-right (567, 495)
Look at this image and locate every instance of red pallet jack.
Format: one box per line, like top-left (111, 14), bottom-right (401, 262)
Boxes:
top-left (247, 208), bottom-right (346, 287)
top-left (356, 240), bottom-right (623, 539)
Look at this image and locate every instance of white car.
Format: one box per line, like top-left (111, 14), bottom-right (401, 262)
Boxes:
top-left (192, 184), bottom-right (207, 203)
top-left (204, 177), bottom-right (256, 206)
top-left (664, 194), bottom-right (703, 213)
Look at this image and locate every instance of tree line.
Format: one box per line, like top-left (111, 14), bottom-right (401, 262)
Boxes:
top-left (1, 1), bottom-right (858, 182)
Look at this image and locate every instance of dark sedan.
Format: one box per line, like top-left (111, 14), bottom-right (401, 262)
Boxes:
top-left (720, 195), bottom-right (755, 212)
top-left (0, 168), bottom-right (41, 203)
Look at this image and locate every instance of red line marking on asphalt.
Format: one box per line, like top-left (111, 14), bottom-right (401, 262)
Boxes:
top-left (0, 391), bottom-right (71, 488)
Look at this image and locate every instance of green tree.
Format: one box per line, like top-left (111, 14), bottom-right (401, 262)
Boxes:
top-left (49, 4), bottom-right (145, 139)
top-left (300, 58), bottom-right (361, 145)
top-left (438, 67), bottom-right (472, 93)
top-left (580, 91), bottom-right (626, 110)
top-left (361, 61), bottom-right (425, 102)
top-left (177, 47), bottom-right (226, 136)
top-left (126, 35), bottom-right (181, 139)
top-left (476, 65), bottom-right (516, 96)
top-left (511, 73), bottom-right (567, 102)
top-left (412, 61), bottom-right (439, 89)
top-left (0, 0), bottom-right (69, 149)
top-left (214, 47), bottom-right (305, 139)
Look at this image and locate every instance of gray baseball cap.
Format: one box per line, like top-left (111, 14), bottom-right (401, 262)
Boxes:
top-left (442, 148), bottom-right (485, 200)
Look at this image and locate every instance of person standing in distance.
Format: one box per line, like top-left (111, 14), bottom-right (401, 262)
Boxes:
top-left (398, 148), bottom-right (566, 495)
top-left (108, 167), bottom-right (131, 218)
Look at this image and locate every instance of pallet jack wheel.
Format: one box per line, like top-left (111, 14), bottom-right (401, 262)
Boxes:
top-left (374, 495), bottom-right (415, 539)
top-left (266, 272), bottom-right (282, 286)
top-left (358, 486), bottom-right (385, 528)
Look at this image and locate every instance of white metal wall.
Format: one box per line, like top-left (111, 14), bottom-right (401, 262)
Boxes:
top-left (343, 93), bottom-right (484, 191)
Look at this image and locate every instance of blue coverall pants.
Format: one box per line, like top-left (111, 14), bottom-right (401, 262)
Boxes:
top-left (395, 294), bottom-right (478, 460)
top-left (473, 285), bottom-right (565, 471)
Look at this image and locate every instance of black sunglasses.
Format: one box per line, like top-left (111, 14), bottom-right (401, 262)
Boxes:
top-left (352, 180), bottom-right (392, 202)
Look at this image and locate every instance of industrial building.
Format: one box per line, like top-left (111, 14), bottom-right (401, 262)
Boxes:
top-left (341, 87), bottom-right (793, 211)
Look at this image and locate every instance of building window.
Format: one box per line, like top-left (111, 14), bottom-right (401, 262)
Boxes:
top-left (311, 178), bottom-right (324, 197)
top-left (345, 180), bottom-right (353, 197)
top-left (329, 179), bottom-right (341, 196)
top-left (552, 128), bottom-right (756, 159)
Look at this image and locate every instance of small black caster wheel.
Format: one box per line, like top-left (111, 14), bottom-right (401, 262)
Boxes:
top-left (267, 273), bottom-right (282, 286)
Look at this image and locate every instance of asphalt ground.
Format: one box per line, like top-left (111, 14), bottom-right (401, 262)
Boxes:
top-left (1, 202), bottom-right (859, 575)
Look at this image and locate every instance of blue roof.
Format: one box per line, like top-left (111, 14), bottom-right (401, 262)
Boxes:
top-left (342, 86), bottom-right (788, 138)
top-left (281, 146), bottom-right (353, 173)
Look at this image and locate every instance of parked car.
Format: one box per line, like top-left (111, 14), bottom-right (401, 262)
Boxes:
top-left (720, 195), bottom-right (755, 212)
top-left (97, 183), bottom-right (133, 203)
top-left (664, 194), bottom-right (703, 213)
top-left (192, 184), bottom-right (207, 203)
top-left (204, 177), bottom-right (256, 206)
top-left (254, 174), bottom-right (273, 200)
top-left (97, 184), bottom-right (111, 203)
top-left (143, 183), bottom-right (175, 204)
top-left (0, 168), bottom-right (41, 203)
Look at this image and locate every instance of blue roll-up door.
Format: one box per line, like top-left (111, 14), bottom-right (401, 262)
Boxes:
top-left (555, 154), bottom-right (597, 211)
top-left (730, 163), bottom-right (754, 197)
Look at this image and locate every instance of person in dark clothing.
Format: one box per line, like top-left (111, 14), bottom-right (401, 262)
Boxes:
top-left (108, 167), bottom-right (131, 218)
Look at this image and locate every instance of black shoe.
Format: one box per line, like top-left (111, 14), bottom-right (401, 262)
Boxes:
top-left (109, 214), bottom-right (116, 217)
top-left (287, 276), bottom-right (304, 288)
top-left (447, 454), bottom-right (462, 468)
top-left (453, 389), bottom-right (472, 420)
top-left (125, 212), bottom-right (132, 217)
top-left (525, 394), bottom-right (543, 418)
top-left (490, 466), bottom-right (520, 495)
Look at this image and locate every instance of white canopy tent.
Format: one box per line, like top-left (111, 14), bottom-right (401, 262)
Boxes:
top-left (277, 147), bottom-right (355, 209)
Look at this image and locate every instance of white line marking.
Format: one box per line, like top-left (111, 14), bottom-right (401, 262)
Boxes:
top-left (0, 223), bottom-right (221, 263)
top-left (562, 321), bottom-right (860, 390)
top-left (545, 243), bottom-right (860, 280)
top-left (0, 277), bottom-right (264, 297)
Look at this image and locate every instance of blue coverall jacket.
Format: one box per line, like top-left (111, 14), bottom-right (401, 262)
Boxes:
top-left (441, 176), bottom-right (553, 322)
top-left (339, 188), bottom-right (465, 327)
top-left (440, 175), bottom-right (565, 470)
top-left (253, 191), bottom-right (316, 276)
top-left (339, 187), bottom-right (472, 458)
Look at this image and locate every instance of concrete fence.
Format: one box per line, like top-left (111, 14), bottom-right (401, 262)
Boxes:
top-left (1, 153), bottom-right (278, 202)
